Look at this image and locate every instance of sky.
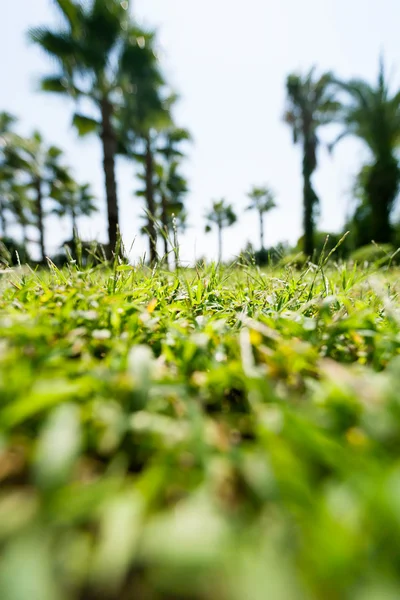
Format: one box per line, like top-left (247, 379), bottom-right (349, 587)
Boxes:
top-left (1, 0), bottom-right (400, 263)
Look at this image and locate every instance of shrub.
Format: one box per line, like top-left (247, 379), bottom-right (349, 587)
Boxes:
top-left (0, 237), bottom-right (30, 266)
top-left (350, 243), bottom-right (399, 266)
top-left (278, 251), bottom-right (307, 269)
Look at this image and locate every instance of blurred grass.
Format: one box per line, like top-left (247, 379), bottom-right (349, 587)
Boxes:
top-left (1, 258), bottom-right (400, 599)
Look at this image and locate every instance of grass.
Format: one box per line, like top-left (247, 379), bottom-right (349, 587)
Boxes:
top-left (1, 257), bottom-right (400, 599)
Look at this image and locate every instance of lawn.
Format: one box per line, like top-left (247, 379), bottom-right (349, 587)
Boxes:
top-left (1, 259), bottom-right (400, 599)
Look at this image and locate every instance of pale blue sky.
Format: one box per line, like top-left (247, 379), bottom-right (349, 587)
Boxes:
top-left (1, 0), bottom-right (400, 262)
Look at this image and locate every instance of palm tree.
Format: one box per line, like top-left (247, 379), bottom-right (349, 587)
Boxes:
top-left (156, 159), bottom-right (189, 266)
top-left (6, 132), bottom-right (68, 262)
top-left (0, 171), bottom-right (12, 237)
top-left (51, 174), bottom-right (97, 238)
top-left (119, 64), bottom-right (170, 263)
top-left (205, 199), bottom-right (237, 263)
top-left (29, 0), bottom-right (161, 256)
top-left (0, 112), bottom-right (18, 237)
top-left (157, 127), bottom-right (190, 264)
top-left (8, 183), bottom-right (34, 250)
top-left (332, 59), bottom-right (400, 244)
top-left (246, 186), bottom-right (276, 251)
top-left (284, 68), bottom-right (339, 256)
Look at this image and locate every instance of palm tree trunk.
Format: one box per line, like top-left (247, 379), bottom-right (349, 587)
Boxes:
top-left (35, 178), bottom-right (46, 262)
top-left (371, 202), bottom-right (392, 244)
top-left (71, 208), bottom-right (77, 239)
top-left (259, 210), bottom-right (265, 251)
top-left (218, 224), bottom-right (223, 263)
top-left (144, 135), bottom-right (158, 264)
top-left (302, 139), bottom-right (318, 258)
top-left (100, 98), bottom-right (119, 258)
top-left (303, 180), bottom-right (315, 257)
top-left (367, 158), bottom-right (397, 244)
top-left (0, 198), bottom-right (7, 238)
top-left (161, 192), bottom-right (169, 269)
top-left (22, 223), bottom-right (28, 249)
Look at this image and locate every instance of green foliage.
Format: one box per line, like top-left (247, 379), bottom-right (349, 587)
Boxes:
top-left (278, 250), bottom-right (307, 269)
top-left (297, 231), bottom-right (351, 260)
top-left (3, 130), bottom-right (72, 261)
top-left (350, 243), bottom-right (399, 266)
top-left (0, 237), bottom-right (30, 265)
top-left (1, 262), bottom-right (400, 598)
top-left (72, 113), bottom-right (100, 136)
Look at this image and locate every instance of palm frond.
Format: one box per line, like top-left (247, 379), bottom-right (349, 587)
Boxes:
top-left (29, 27), bottom-right (80, 62)
top-left (51, 0), bottom-right (83, 32)
top-left (72, 113), bottom-right (100, 136)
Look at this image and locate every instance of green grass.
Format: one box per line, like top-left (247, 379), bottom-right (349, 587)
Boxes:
top-left (1, 259), bottom-right (400, 599)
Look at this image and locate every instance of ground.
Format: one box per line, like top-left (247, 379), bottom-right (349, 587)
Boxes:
top-left (0, 259), bottom-right (400, 599)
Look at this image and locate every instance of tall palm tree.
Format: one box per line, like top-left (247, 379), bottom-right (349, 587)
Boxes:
top-left (246, 185), bottom-right (276, 251)
top-left (29, 0), bottom-right (161, 256)
top-left (284, 68), bottom-right (339, 256)
top-left (205, 199), bottom-right (237, 263)
top-left (332, 59), bottom-right (400, 244)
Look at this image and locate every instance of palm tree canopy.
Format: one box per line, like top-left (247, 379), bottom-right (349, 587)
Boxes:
top-left (51, 173), bottom-right (97, 219)
top-left (0, 112), bottom-right (17, 141)
top-left (5, 132), bottom-right (66, 185)
top-left (284, 67), bottom-right (340, 167)
top-left (29, 0), bottom-right (130, 83)
top-left (30, 1), bottom-right (163, 136)
top-left (332, 58), bottom-right (400, 158)
top-left (205, 199), bottom-right (237, 231)
top-left (157, 127), bottom-right (191, 161)
top-left (246, 186), bottom-right (277, 213)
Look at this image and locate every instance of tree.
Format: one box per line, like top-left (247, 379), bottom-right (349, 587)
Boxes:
top-left (332, 58), bottom-right (400, 244)
top-left (157, 127), bottom-right (190, 265)
top-left (284, 68), bottom-right (339, 257)
top-left (5, 132), bottom-right (69, 262)
top-left (246, 185), bottom-right (276, 251)
top-left (155, 159), bottom-right (188, 268)
top-left (51, 175), bottom-right (97, 238)
top-left (0, 112), bottom-right (18, 237)
top-left (205, 199), bottom-right (237, 263)
top-left (119, 62), bottom-right (171, 264)
top-left (29, 0), bottom-right (161, 256)
top-left (7, 183), bottom-right (34, 250)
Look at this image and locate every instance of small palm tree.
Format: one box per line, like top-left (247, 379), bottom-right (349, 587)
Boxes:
top-left (0, 112), bottom-right (18, 237)
top-left (246, 186), bottom-right (276, 251)
top-left (332, 58), bottom-right (400, 244)
top-left (51, 175), bottom-right (97, 238)
top-left (205, 199), bottom-right (237, 263)
top-left (120, 76), bottom-right (171, 264)
top-left (0, 172), bottom-right (12, 237)
top-left (157, 160), bottom-right (188, 267)
top-left (284, 68), bottom-right (339, 256)
top-left (29, 0), bottom-right (162, 256)
top-left (157, 127), bottom-right (190, 264)
top-left (5, 132), bottom-right (68, 262)
top-left (8, 183), bottom-right (35, 250)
